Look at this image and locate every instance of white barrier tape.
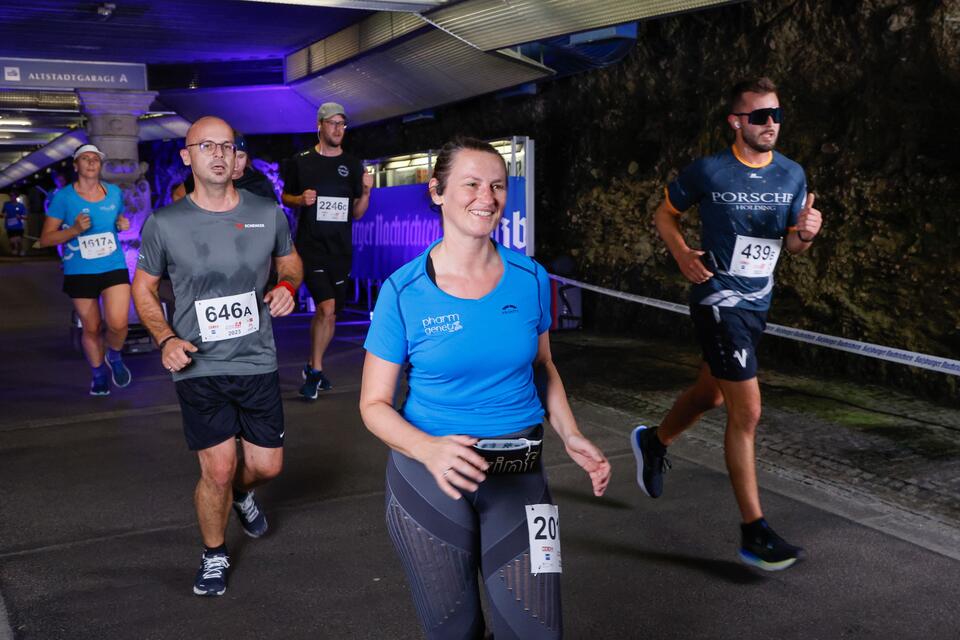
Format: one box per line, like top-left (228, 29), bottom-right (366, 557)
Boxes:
top-left (549, 274), bottom-right (960, 377)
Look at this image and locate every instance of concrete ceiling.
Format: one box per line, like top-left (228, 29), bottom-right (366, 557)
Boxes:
top-left (0, 1), bottom-right (370, 65)
top-left (0, 0), bottom-right (739, 186)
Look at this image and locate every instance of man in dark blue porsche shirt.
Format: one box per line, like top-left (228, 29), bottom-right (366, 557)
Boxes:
top-left (633, 77), bottom-right (823, 571)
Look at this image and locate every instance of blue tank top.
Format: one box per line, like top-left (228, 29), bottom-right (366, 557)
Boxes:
top-left (47, 183), bottom-right (127, 275)
top-left (666, 146), bottom-right (807, 311)
top-left (364, 239), bottom-right (552, 437)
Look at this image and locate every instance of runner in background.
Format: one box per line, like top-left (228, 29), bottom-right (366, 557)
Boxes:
top-left (37, 144), bottom-right (133, 396)
top-left (1, 188), bottom-right (27, 256)
top-left (282, 102), bottom-right (372, 399)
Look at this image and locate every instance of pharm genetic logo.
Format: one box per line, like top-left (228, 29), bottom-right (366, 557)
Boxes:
top-left (501, 304), bottom-right (518, 314)
top-left (422, 313), bottom-right (463, 336)
top-left (337, 165), bottom-right (349, 177)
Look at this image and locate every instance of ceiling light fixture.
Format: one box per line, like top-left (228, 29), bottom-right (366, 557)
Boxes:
top-left (97, 3), bottom-right (116, 20)
top-left (236, 0), bottom-right (447, 12)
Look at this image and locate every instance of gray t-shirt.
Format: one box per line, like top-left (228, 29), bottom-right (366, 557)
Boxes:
top-left (137, 191), bottom-right (293, 380)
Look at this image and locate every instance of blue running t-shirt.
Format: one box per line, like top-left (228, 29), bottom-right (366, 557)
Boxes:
top-left (364, 239), bottom-right (552, 437)
top-left (2, 201), bottom-right (26, 230)
top-left (666, 146), bottom-right (807, 311)
top-left (47, 183), bottom-right (127, 275)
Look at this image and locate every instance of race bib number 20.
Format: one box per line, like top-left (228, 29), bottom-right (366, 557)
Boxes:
top-left (194, 291), bottom-right (259, 343)
top-left (526, 504), bottom-right (561, 575)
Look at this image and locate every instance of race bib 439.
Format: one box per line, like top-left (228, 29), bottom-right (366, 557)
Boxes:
top-left (729, 235), bottom-right (782, 278)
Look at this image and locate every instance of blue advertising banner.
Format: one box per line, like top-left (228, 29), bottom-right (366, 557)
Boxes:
top-left (352, 176), bottom-right (529, 281)
top-left (0, 57), bottom-right (147, 90)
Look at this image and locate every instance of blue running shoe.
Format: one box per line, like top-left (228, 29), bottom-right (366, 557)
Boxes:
top-left (105, 355), bottom-right (132, 388)
top-left (90, 372), bottom-right (111, 396)
top-left (739, 520), bottom-right (803, 571)
top-left (233, 490), bottom-right (268, 538)
top-left (193, 550), bottom-right (230, 596)
top-left (631, 425), bottom-right (670, 498)
top-left (300, 364), bottom-right (332, 400)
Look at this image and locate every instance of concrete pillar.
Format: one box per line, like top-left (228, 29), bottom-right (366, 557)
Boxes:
top-left (76, 90), bottom-right (158, 276)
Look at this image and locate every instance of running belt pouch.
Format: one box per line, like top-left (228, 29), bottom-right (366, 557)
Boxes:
top-left (472, 437), bottom-right (542, 475)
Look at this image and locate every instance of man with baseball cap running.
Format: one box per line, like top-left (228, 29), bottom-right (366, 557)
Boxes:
top-left (282, 102), bottom-right (372, 399)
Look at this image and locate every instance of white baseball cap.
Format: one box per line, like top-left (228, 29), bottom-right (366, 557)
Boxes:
top-left (73, 144), bottom-right (106, 160)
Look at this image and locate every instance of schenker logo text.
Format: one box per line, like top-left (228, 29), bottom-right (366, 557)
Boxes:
top-left (422, 313), bottom-right (463, 336)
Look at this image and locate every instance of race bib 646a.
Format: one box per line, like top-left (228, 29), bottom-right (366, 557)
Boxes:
top-left (194, 291), bottom-right (259, 343)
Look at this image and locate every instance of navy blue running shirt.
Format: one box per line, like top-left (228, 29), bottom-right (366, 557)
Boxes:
top-left (364, 239), bottom-right (552, 437)
top-left (665, 146), bottom-right (807, 311)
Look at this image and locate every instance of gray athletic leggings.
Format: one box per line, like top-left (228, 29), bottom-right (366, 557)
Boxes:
top-left (385, 427), bottom-right (562, 640)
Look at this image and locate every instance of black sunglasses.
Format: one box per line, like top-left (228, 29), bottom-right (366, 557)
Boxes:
top-left (732, 107), bottom-right (783, 125)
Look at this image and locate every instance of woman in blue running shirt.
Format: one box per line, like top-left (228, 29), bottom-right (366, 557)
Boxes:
top-left (37, 144), bottom-right (133, 396)
top-left (360, 137), bottom-right (611, 640)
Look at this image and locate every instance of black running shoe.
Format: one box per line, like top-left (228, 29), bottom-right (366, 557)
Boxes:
top-left (300, 364), bottom-right (332, 400)
top-left (739, 520), bottom-right (803, 571)
top-left (193, 550), bottom-right (230, 596)
top-left (631, 425), bottom-right (670, 498)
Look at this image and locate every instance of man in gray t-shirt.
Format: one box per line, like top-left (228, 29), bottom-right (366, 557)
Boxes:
top-left (132, 116), bottom-right (303, 598)
top-left (137, 194), bottom-right (292, 380)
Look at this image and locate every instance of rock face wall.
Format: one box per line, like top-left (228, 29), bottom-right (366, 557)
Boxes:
top-left (347, 0), bottom-right (960, 398)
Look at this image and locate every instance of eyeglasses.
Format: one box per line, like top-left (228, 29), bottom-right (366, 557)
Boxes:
top-left (322, 120), bottom-right (347, 130)
top-left (185, 140), bottom-right (237, 155)
top-left (732, 107), bottom-right (783, 125)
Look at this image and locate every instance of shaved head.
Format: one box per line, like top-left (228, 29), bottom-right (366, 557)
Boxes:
top-left (186, 116), bottom-right (233, 145)
top-left (181, 115), bottom-right (237, 194)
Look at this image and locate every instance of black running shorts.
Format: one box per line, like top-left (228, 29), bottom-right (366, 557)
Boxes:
top-left (301, 255), bottom-right (351, 313)
top-left (62, 269), bottom-right (130, 299)
top-left (175, 370), bottom-right (285, 451)
top-left (690, 304), bottom-right (767, 382)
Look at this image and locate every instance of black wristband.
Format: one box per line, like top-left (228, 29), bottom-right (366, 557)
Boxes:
top-left (797, 231), bottom-right (815, 243)
top-left (158, 335), bottom-right (176, 349)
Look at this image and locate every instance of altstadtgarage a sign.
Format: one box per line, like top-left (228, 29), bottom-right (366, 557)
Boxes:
top-left (0, 57), bottom-right (147, 90)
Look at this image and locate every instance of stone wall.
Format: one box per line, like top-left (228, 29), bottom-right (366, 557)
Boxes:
top-left (184, 1), bottom-right (953, 397)
top-left (338, 0), bottom-right (960, 399)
